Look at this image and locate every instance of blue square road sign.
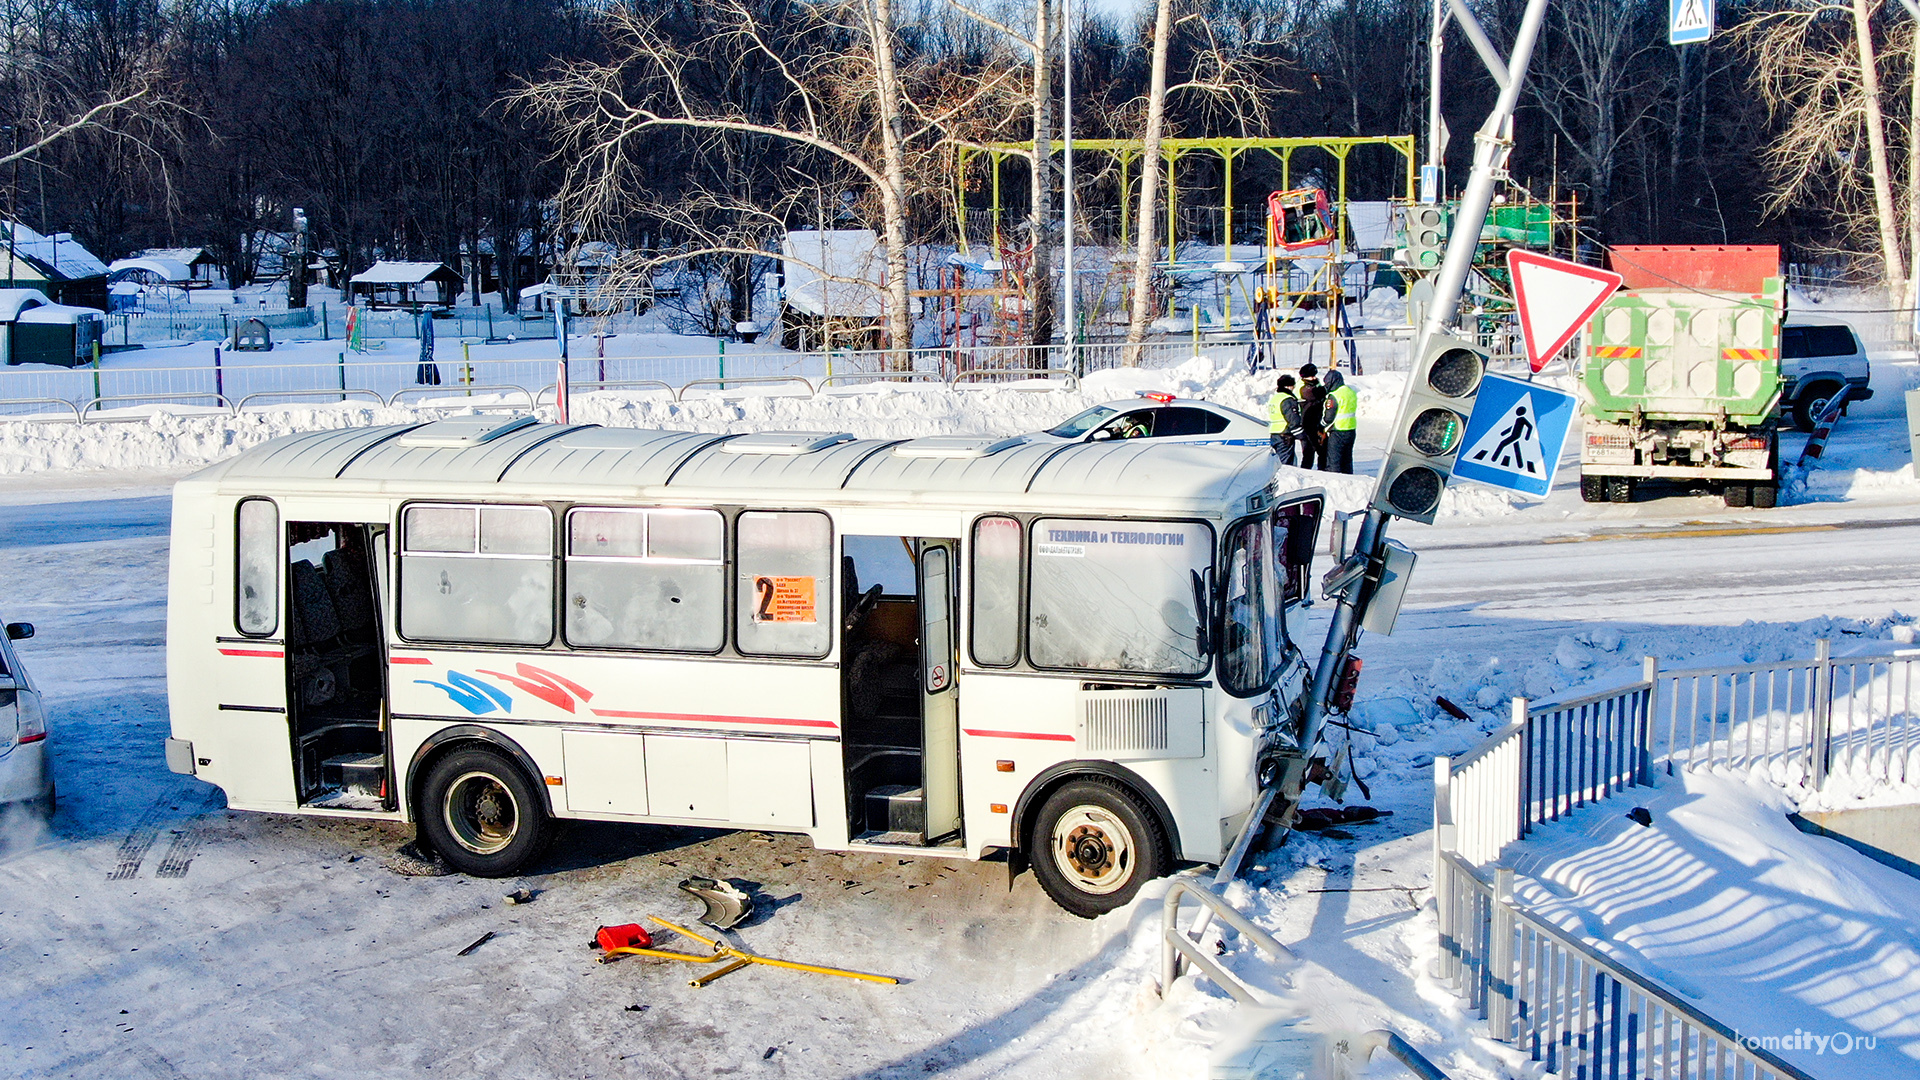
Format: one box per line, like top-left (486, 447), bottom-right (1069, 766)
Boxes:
top-left (1670, 0), bottom-right (1712, 45)
top-left (1451, 373), bottom-right (1578, 499)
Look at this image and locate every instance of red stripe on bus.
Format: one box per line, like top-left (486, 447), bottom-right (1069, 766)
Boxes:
top-left (19, 732), bottom-right (45, 744)
top-left (963, 728), bottom-right (1075, 742)
top-left (390, 656), bottom-right (433, 665)
top-left (218, 648), bottom-right (283, 658)
top-left (589, 708), bottom-right (837, 730)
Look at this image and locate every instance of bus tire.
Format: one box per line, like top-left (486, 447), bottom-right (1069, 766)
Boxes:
top-left (1030, 777), bottom-right (1170, 918)
top-left (416, 745), bottom-right (550, 877)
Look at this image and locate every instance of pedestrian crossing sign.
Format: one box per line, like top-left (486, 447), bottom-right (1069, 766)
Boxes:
top-left (1670, 0), bottom-right (1712, 44)
top-left (1452, 373), bottom-right (1578, 499)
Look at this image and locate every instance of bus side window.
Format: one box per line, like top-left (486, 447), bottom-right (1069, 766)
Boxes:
top-left (735, 511), bottom-right (832, 658)
top-left (236, 498), bottom-right (279, 637)
top-left (565, 507), bottom-right (725, 652)
top-left (970, 516), bottom-right (1020, 666)
top-left (399, 503), bottom-right (554, 645)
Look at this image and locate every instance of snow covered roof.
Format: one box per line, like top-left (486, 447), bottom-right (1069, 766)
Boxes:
top-left (108, 257), bottom-right (193, 283)
top-left (135, 247), bottom-right (216, 266)
top-left (0, 221), bottom-right (107, 279)
top-left (349, 261), bottom-right (461, 285)
top-left (0, 288), bottom-right (49, 321)
top-left (196, 423), bottom-right (1278, 515)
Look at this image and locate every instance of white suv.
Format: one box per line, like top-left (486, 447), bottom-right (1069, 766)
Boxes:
top-left (0, 620), bottom-right (50, 814)
top-left (1781, 317), bottom-right (1873, 431)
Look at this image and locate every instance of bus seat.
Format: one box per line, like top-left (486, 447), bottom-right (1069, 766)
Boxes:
top-left (290, 560), bottom-right (342, 645)
top-left (322, 548), bottom-right (375, 634)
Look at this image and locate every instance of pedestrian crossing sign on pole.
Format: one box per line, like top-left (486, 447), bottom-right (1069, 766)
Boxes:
top-left (1670, 0), bottom-right (1712, 45)
top-left (1451, 373), bottom-right (1578, 499)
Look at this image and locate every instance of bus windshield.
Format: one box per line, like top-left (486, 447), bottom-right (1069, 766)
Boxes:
top-left (1046, 405), bottom-right (1118, 438)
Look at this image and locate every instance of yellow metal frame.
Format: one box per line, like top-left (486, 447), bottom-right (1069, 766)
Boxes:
top-left (953, 135), bottom-right (1418, 262)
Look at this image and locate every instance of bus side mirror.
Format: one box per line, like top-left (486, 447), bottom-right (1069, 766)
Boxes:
top-left (6, 622), bottom-right (32, 640)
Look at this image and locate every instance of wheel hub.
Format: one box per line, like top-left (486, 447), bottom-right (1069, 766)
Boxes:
top-left (444, 771), bottom-right (519, 855)
top-left (1049, 804), bottom-right (1136, 895)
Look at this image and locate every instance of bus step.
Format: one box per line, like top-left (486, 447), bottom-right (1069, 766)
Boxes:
top-left (321, 752), bottom-right (387, 795)
top-left (863, 785), bottom-right (924, 836)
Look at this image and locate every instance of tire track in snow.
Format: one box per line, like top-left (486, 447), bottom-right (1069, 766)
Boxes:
top-left (108, 787), bottom-right (198, 880)
top-left (153, 789), bottom-right (225, 878)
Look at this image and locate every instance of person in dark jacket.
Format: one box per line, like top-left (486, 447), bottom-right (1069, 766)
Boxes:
top-left (1267, 374), bottom-right (1302, 464)
top-left (1295, 363), bottom-right (1325, 469)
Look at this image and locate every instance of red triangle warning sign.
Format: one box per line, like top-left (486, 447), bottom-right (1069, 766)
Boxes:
top-left (1507, 250), bottom-right (1624, 372)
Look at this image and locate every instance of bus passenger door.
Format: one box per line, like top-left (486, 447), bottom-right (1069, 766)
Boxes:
top-left (918, 540), bottom-right (960, 841)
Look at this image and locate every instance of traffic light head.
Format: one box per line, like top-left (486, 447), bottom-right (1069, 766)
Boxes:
top-left (1371, 332), bottom-right (1487, 523)
top-left (1405, 204), bottom-right (1449, 270)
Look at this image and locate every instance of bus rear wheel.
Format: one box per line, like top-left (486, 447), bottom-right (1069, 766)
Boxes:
top-left (1030, 777), bottom-right (1169, 918)
top-left (417, 746), bottom-right (549, 877)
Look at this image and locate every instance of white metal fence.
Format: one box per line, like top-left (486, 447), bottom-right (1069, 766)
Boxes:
top-left (1431, 642), bottom-right (1920, 1079)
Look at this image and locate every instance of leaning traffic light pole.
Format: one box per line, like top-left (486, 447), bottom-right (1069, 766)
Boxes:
top-left (1295, 0), bottom-right (1553, 770)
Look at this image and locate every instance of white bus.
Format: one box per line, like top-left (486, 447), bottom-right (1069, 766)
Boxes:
top-left (165, 415), bottom-right (1322, 915)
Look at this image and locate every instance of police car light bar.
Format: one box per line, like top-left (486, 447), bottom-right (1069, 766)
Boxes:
top-left (1138, 391), bottom-right (1176, 403)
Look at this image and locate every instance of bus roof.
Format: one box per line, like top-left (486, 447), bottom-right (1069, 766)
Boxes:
top-left (193, 421), bottom-right (1282, 516)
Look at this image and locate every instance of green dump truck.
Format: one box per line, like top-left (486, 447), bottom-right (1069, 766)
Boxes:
top-left (1578, 246), bottom-right (1784, 508)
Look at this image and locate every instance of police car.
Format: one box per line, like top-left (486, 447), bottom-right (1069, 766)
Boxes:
top-left (1033, 392), bottom-right (1271, 446)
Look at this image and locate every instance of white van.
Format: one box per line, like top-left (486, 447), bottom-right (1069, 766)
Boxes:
top-left (164, 417), bottom-right (1322, 915)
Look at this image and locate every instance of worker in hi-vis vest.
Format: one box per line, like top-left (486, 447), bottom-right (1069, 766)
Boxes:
top-left (1267, 374), bottom-right (1302, 465)
top-left (1321, 367), bottom-right (1358, 474)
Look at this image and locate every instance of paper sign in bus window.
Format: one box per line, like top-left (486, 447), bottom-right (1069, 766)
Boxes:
top-left (752, 575), bottom-right (817, 623)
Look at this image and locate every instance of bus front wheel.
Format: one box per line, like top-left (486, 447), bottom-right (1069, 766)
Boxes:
top-left (1030, 777), bottom-right (1170, 918)
top-left (417, 745), bottom-right (550, 877)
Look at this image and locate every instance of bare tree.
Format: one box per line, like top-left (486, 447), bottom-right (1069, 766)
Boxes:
top-left (1739, 0), bottom-right (1908, 292)
top-left (1123, 0), bottom-right (1174, 362)
top-left (516, 0), bottom-right (1015, 362)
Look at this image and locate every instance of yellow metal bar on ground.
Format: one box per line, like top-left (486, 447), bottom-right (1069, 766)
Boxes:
top-left (644, 916), bottom-right (901, 986)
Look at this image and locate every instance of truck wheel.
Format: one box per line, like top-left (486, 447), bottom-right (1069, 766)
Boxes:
top-left (416, 745), bottom-right (550, 877)
top-left (1030, 777), bottom-right (1170, 919)
top-left (1606, 477), bottom-right (1634, 503)
top-left (1580, 474), bottom-right (1608, 503)
top-left (1723, 483), bottom-right (1750, 508)
top-left (1752, 482), bottom-right (1778, 509)
top-left (1793, 382), bottom-right (1840, 432)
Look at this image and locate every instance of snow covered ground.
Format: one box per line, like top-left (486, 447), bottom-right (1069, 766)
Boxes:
top-left (0, 335), bottom-right (1916, 1078)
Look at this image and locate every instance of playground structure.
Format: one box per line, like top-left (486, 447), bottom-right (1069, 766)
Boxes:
top-left (948, 135), bottom-right (1417, 352)
top-left (938, 133), bottom-right (1585, 368)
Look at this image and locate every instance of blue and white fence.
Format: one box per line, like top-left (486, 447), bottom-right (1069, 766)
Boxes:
top-left (1431, 642), bottom-right (1920, 1080)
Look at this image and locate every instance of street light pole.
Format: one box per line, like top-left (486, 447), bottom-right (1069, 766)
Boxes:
top-left (1061, 0), bottom-right (1076, 354)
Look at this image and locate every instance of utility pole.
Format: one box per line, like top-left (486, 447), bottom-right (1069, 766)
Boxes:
top-left (3, 126), bottom-right (15, 290)
top-left (1061, 0), bottom-right (1076, 353)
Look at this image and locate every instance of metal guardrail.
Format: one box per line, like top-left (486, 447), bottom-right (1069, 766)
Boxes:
top-left (1438, 667), bottom-right (1655, 867)
top-left (236, 389), bottom-right (385, 411)
top-left (80, 392), bottom-right (235, 421)
top-left (0, 397), bottom-right (81, 422)
top-left (1158, 877), bottom-right (1292, 1005)
top-left (1661, 642), bottom-right (1920, 789)
top-left (675, 375), bottom-right (816, 400)
top-left (537, 379), bottom-right (677, 405)
top-left (386, 385), bottom-right (535, 412)
top-left (815, 371), bottom-right (946, 390)
top-left (1435, 855), bottom-right (1816, 1080)
top-left (949, 367), bottom-right (1080, 392)
top-left (1325, 1030), bottom-right (1453, 1080)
